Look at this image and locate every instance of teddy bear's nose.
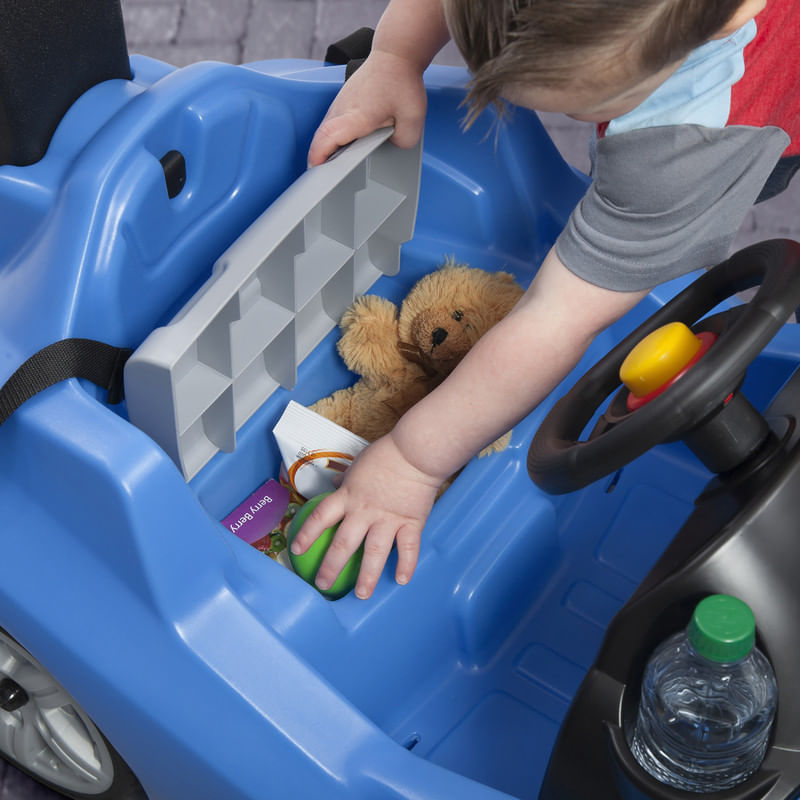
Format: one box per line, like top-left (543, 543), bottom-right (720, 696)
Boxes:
top-left (431, 328), bottom-right (448, 347)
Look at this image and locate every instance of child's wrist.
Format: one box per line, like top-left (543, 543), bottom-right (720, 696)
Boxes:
top-left (385, 428), bottom-right (452, 487)
top-left (368, 44), bottom-right (430, 76)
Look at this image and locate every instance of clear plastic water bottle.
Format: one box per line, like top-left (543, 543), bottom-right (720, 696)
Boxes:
top-left (630, 594), bottom-right (777, 793)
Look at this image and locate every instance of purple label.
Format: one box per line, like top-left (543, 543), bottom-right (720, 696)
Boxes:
top-left (222, 479), bottom-right (290, 544)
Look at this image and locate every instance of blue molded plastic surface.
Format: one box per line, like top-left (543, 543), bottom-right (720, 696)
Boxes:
top-left (2, 54), bottom-right (800, 800)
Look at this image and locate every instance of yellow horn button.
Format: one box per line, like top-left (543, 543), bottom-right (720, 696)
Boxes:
top-left (620, 322), bottom-right (702, 398)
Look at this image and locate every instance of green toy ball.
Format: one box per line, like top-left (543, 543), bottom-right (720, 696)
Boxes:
top-left (288, 493), bottom-right (363, 600)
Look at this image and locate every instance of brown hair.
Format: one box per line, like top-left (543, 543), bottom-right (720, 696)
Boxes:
top-left (444, 0), bottom-right (746, 125)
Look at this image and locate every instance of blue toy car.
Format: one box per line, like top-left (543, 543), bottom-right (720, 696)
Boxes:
top-left (2, 5), bottom-right (800, 800)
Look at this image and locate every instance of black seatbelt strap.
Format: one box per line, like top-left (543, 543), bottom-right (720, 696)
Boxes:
top-left (0, 338), bottom-right (132, 426)
top-left (324, 27), bottom-right (373, 80)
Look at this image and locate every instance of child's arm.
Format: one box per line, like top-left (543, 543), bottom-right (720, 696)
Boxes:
top-left (307, 0), bottom-right (450, 166)
top-left (292, 247), bottom-right (649, 598)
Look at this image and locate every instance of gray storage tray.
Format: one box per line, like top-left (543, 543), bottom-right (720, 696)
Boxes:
top-left (125, 128), bottom-right (422, 479)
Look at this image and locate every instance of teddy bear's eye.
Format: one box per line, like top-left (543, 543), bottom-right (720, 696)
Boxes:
top-left (452, 310), bottom-right (464, 322)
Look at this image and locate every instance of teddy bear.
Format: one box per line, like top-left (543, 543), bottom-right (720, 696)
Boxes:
top-left (310, 260), bottom-right (524, 456)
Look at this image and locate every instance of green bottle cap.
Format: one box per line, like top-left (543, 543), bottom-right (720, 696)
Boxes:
top-left (688, 594), bottom-right (756, 663)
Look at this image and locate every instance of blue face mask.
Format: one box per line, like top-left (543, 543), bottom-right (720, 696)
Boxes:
top-left (606, 19), bottom-right (756, 135)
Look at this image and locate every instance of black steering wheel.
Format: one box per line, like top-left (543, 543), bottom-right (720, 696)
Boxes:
top-left (528, 239), bottom-right (800, 495)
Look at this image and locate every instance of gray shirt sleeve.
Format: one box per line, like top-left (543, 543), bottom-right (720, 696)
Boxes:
top-left (555, 124), bottom-right (790, 291)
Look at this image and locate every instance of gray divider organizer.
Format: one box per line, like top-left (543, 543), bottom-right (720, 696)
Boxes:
top-left (125, 128), bottom-right (422, 480)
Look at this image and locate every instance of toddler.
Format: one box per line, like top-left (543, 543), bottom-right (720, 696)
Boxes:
top-left (293, 0), bottom-right (800, 599)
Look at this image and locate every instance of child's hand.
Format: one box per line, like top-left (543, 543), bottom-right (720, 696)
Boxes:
top-left (307, 50), bottom-right (427, 167)
top-left (290, 433), bottom-right (441, 599)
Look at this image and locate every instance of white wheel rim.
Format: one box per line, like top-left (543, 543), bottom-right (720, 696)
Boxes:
top-left (0, 630), bottom-right (114, 794)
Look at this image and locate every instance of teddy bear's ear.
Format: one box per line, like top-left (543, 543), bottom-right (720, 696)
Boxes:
top-left (489, 270), bottom-right (525, 310)
top-left (492, 270), bottom-right (521, 286)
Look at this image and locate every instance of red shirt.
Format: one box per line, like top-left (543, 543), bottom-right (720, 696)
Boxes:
top-left (729, 0), bottom-right (800, 155)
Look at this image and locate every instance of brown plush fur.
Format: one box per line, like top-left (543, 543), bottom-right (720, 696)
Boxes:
top-left (311, 261), bottom-right (524, 454)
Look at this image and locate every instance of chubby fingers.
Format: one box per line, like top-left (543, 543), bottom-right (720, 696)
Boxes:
top-left (291, 491), bottom-right (344, 555)
top-left (308, 100), bottom-right (424, 166)
top-left (388, 111), bottom-right (425, 152)
top-left (307, 117), bottom-right (348, 167)
top-left (394, 523), bottom-right (422, 587)
top-left (313, 517), bottom-right (422, 600)
top-left (291, 492), bottom-right (422, 600)
top-left (354, 520), bottom-right (403, 599)
top-left (312, 510), bottom-right (371, 595)
top-left (307, 112), bottom-right (385, 167)
top-left (354, 521), bottom-right (421, 599)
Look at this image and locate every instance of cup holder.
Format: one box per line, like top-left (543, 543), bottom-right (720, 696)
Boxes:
top-left (539, 651), bottom-right (791, 800)
top-left (605, 721), bottom-right (781, 800)
top-left (538, 420), bottom-right (800, 800)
